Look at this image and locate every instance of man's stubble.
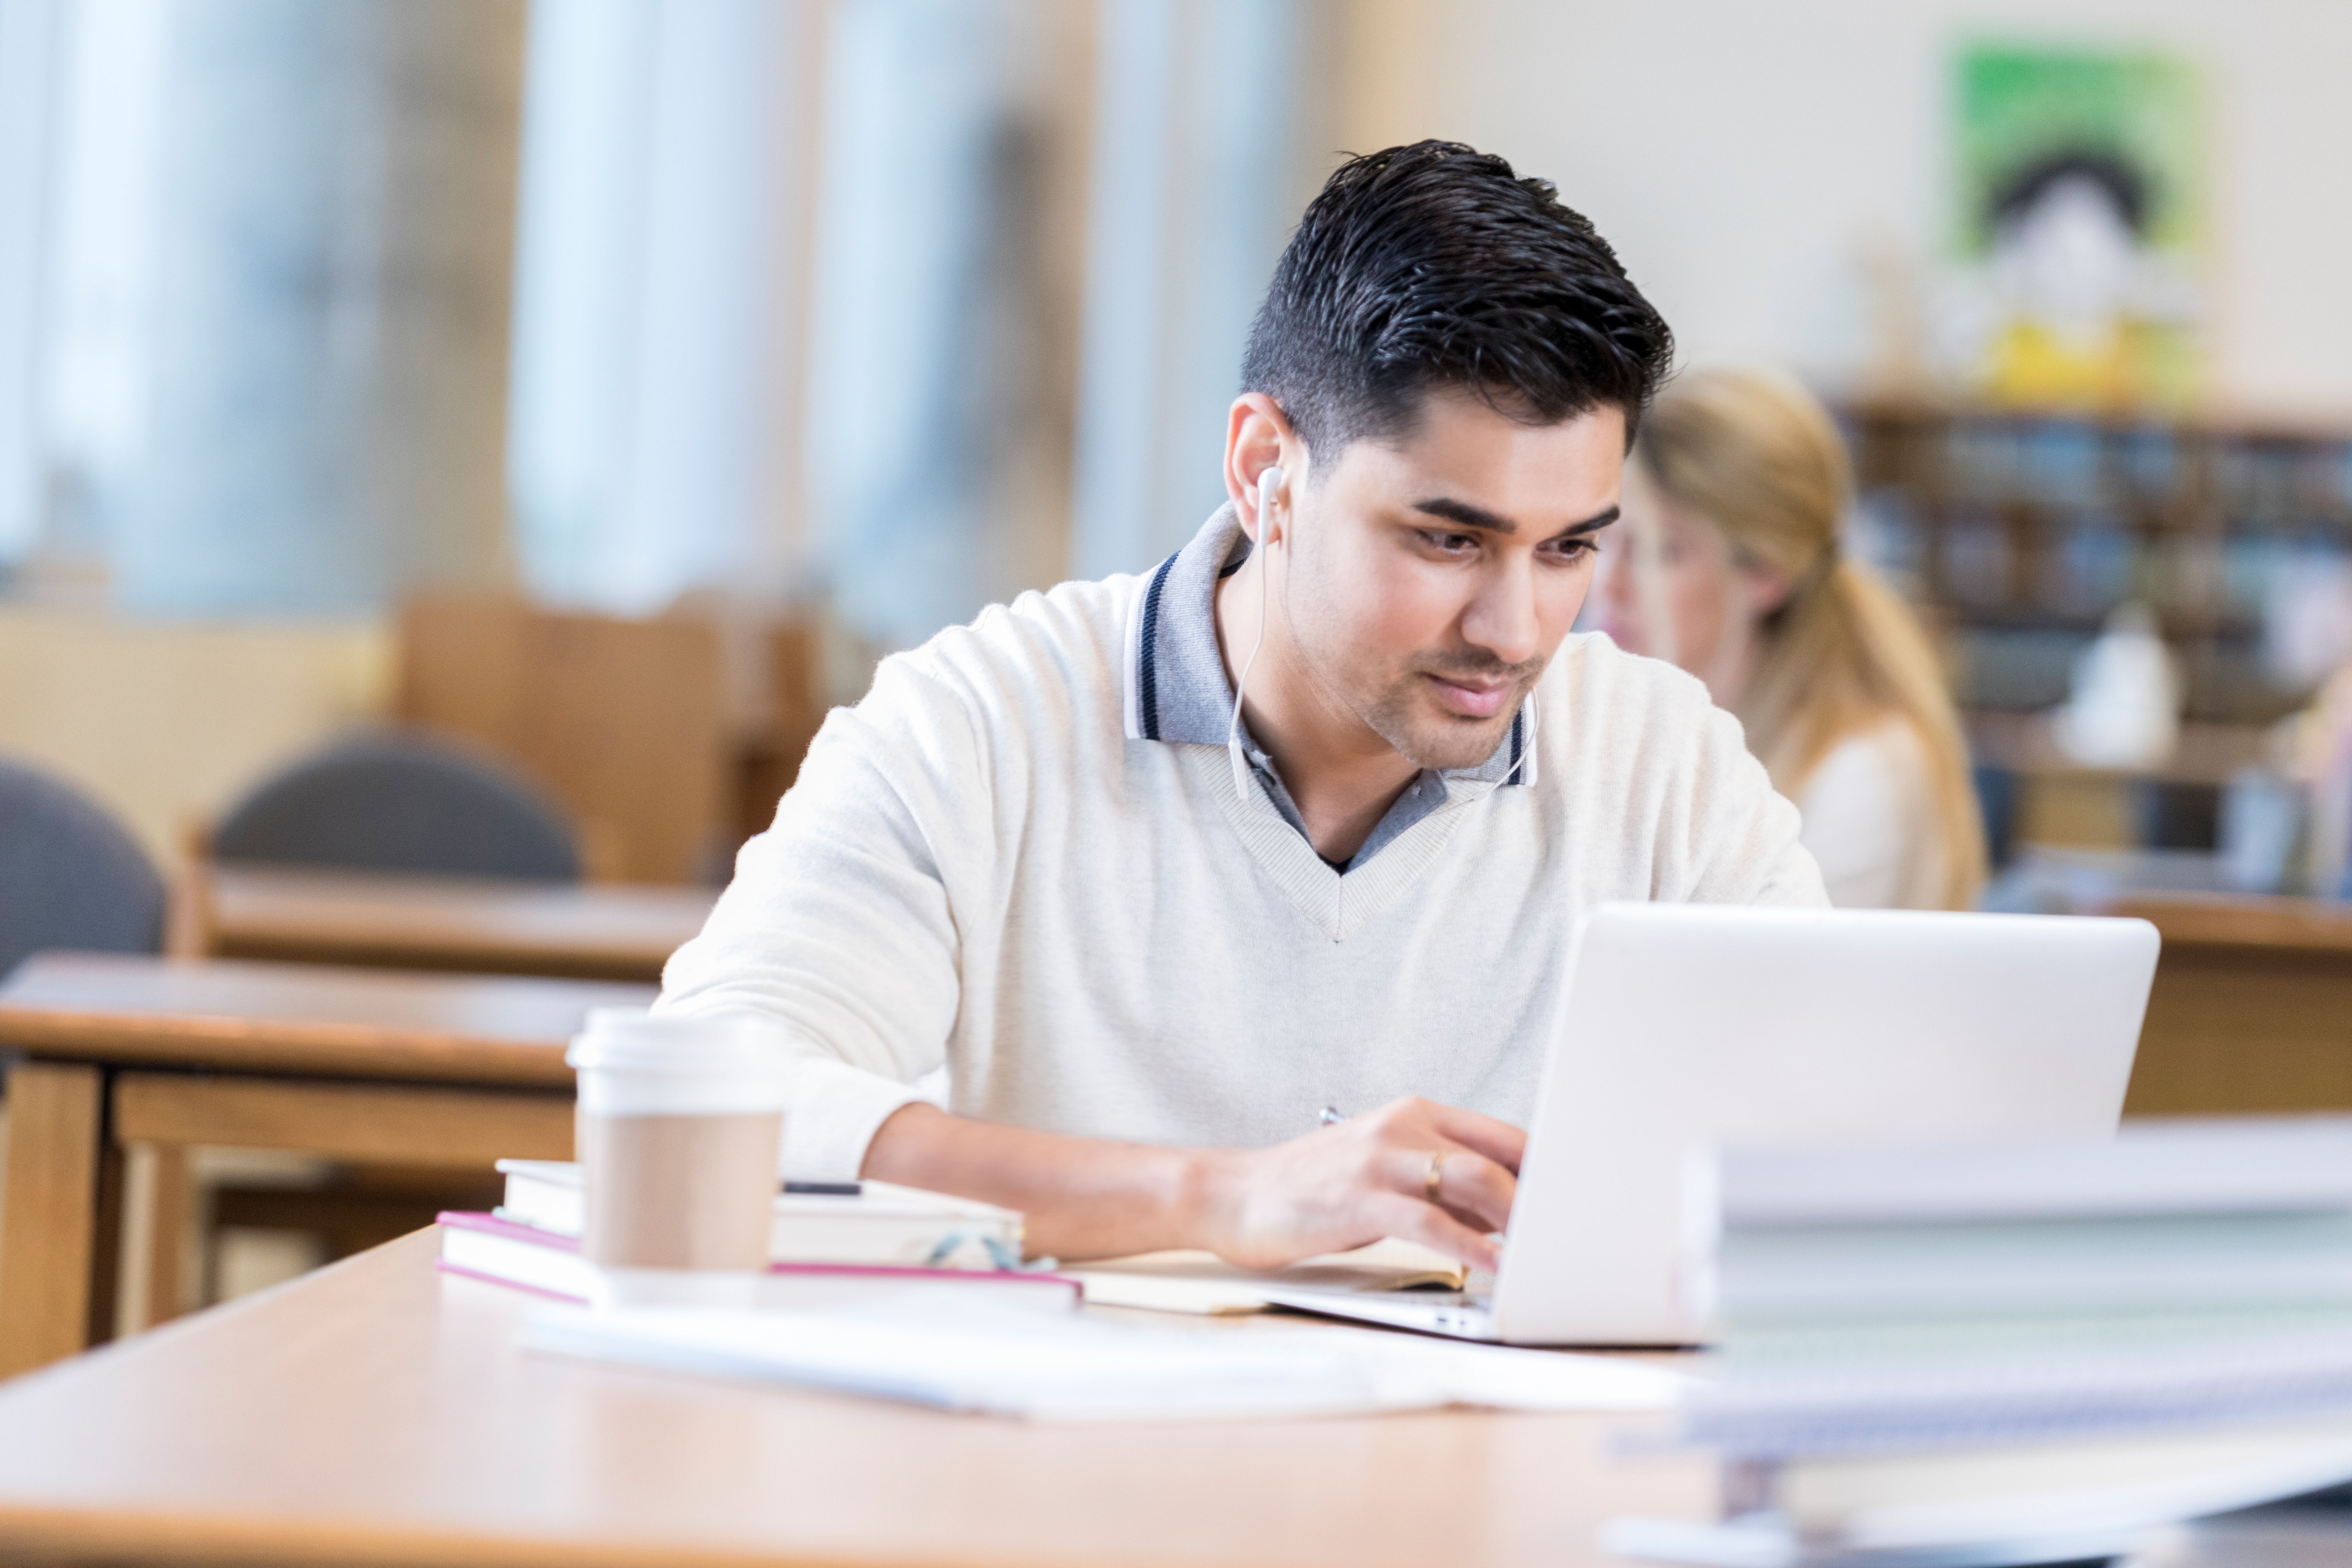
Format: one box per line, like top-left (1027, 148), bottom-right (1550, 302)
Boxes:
top-left (1282, 539), bottom-right (1543, 775)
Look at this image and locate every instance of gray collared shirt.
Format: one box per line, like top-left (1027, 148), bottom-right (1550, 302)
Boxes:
top-left (1121, 506), bottom-right (1535, 873)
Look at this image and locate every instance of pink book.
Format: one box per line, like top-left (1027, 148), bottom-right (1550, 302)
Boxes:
top-left (435, 1211), bottom-right (1083, 1309)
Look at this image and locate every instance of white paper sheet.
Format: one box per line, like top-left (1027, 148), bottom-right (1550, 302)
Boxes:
top-left (520, 1290), bottom-right (1689, 1422)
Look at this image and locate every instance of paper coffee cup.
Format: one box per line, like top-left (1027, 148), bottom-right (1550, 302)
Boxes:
top-left (566, 1008), bottom-right (792, 1309)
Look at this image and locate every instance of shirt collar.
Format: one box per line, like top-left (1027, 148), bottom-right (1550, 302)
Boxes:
top-left (1121, 504), bottom-right (1536, 788)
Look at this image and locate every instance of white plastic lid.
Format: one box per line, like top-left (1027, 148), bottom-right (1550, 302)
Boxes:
top-left (567, 1009), bottom-right (793, 1114)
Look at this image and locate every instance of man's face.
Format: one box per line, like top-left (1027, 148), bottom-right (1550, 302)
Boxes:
top-left (1279, 391), bottom-right (1625, 771)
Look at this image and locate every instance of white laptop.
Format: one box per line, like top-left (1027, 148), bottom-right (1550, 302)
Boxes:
top-left (1256, 902), bottom-right (2159, 1346)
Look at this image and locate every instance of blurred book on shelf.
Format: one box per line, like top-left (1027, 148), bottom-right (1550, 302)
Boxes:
top-left (1840, 402), bottom-right (2352, 735)
top-left (1606, 1118), bottom-right (2352, 1567)
top-left (1842, 402), bottom-right (2352, 878)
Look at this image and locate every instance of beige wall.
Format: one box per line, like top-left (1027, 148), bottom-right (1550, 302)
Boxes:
top-left (1319, 0), bottom-right (2352, 418)
top-left (0, 611), bottom-right (391, 869)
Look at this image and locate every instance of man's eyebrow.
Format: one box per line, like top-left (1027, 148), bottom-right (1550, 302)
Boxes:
top-left (1412, 497), bottom-right (1517, 533)
top-left (1409, 498), bottom-right (1620, 537)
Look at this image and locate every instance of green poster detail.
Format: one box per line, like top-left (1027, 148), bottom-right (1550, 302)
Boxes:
top-left (1953, 45), bottom-right (2203, 409)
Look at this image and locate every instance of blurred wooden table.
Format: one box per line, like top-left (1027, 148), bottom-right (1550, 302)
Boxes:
top-left (200, 863), bottom-right (718, 982)
top-left (2107, 893), bottom-right (2352, 1116)
top-left (0, 1227), bottom-right (1712, 1568)
top-left (0, 952), bottom-right (653, 1380)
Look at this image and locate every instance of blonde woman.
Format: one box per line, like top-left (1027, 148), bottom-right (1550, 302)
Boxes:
top-left (1597, 368), bottom-right (1986, 909)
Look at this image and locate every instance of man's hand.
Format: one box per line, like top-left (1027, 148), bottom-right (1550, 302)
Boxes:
top-left (862, 1095), bottom-right (1524, 1271)
top-left (1191, 1097), bottom-right (1524, 1272)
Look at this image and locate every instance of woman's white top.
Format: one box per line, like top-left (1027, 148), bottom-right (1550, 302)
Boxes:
top-left (1794, 721), bottom-right (1948, 910)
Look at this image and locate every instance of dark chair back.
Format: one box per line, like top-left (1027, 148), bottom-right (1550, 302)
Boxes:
top-left (212, 730), bottom-right (581, 881)
top-left (0, 756), bottom-right (166, 979)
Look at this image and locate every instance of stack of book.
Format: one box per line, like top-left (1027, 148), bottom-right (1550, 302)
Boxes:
top-left (438, 1160), bottom-right (1079, 1311)
top-left (1607, 1118), bottom-right (2352, 1567)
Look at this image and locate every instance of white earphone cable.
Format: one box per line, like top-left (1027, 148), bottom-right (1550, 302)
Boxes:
top-left (1227, 467), bottom-right (1283, 801)
top-left (1497, 685), bottom-right (1539, 788)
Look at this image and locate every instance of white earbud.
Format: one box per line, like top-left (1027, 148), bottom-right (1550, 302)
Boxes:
top-left (1228, 464), bottom-right (1288, 801)
top-left (1256, 465), bottom-right (1287, 543)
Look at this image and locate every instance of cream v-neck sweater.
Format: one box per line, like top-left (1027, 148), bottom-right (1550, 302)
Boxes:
top-left (656, 573), bottom-right (1829, 1180)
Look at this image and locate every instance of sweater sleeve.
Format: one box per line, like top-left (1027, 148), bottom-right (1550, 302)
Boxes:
top-left (653, 658), bottom-right (983, 1181)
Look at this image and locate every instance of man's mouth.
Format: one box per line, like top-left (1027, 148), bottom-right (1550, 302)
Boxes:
top-left (1423, 672), bottom-right (1514, 720)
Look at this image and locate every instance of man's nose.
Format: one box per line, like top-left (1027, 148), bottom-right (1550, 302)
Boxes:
top-left (1462, 562), bottom-right (1541, 667)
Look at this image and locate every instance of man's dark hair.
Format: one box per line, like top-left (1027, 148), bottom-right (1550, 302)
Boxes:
top-left (1240, 140), bottom-right (1673, 470)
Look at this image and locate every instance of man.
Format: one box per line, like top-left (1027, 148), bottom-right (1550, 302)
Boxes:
top-left (660, 142), bottom-right (1827, 1272)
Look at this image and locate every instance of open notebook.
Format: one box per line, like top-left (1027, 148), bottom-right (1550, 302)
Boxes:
top-left (1068, 1238), bottom-right (1473, 1316)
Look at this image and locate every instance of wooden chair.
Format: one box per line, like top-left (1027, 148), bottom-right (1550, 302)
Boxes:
top-left (729, 619), bottom-right (829, 846)
top-left (396, 596), bottom-right (728, 885)
top-left (144, 733), bottom-right (585, 1326)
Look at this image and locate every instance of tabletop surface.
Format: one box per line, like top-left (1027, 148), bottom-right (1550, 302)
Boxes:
top-left (207, 863), bottom-right (719, 979)
top-left (0, 1228), bottom-right (1712, 1568)
top-left (2110, 891), bottom-right (2352, 956)
top-left (0, 951), bottom-right (653, 1086)
top-left (0, 1233), bottom-right (2340, 1568)
top-left (2002, 848), bottom-right (2352, 958)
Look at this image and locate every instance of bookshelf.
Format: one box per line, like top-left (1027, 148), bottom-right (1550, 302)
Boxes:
top-left (1840, 401), bottom-right (2352, 726)
top-left (1839, 402), bottom-right (2352, 857)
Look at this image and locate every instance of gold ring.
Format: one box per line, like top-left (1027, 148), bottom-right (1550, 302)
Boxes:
top-left (1424, 1150), bottom-right (1446, 1205)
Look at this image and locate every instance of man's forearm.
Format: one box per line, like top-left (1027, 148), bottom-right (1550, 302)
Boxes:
top-left (860, 1102), bottom-right (1219, 1261)
top-left (859, 1094), bottom-right (1522, 1272)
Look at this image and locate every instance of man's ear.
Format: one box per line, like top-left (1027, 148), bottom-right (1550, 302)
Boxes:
top-left (1222, 393), bottom-right (1304, 542)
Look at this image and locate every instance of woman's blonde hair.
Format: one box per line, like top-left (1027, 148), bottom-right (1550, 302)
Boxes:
top-left (1633, 368), bottom-right (1987, 909)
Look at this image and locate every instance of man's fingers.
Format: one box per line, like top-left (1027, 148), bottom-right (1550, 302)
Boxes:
top-left (1425, 1102), bottom-right (1528, 1174)
top-left (1382, 1143), bottom-right (1515, 1233)
top-left (1432, 1148), bottom-right (1516, 1233)
top-left (1366, 1191), bottom-right (1502, 1273)
top-left (1213, 1100), bottom-right (1521, 1272)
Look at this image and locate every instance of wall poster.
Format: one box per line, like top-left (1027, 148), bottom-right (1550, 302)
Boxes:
top-left (1948, 44), bottom-right (2204, 411)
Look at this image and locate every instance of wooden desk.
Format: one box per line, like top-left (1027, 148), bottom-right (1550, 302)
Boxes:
top-left (2110, 893), bottom-right (2352, 1116)
top-left (2113, 891), bottom-right (2352, 957)
top-left (200, 864), bottom-right (719, 982)
top-left (0, 952), bottom-right (653, 1380)
top-left (0, 1227), bottom-right (1713, 1568)
top-left (0, 1233), bottom-right (2338, 1568)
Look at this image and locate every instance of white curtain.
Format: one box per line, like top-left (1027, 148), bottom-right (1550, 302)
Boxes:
top-left (30, 0), bottom-right (525, 615)
top-left (506, 0), bottom-right (814, 615)
top-left (805, 0), bottom-right (1065, 650)
top-left (0, 0), bottom-right (68, 567)
top-left (1068, 0), bottom-right (1304, 580)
